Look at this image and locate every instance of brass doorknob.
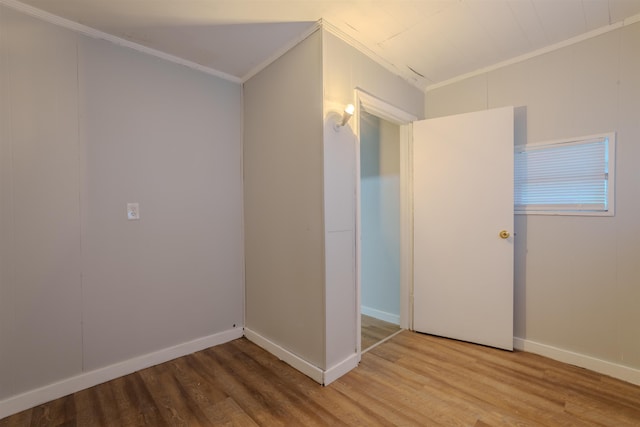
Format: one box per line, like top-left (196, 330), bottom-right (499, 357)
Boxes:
top-left (499, 230), bottom-right (510, 239)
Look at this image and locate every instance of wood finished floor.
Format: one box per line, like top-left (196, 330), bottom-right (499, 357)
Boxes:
top-left (2, 331), bottom-right (640, 426)
top-left (361, 314), bottom-right (401, 351)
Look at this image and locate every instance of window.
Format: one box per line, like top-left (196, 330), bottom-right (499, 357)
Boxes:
top-left (514, 132), bottom-right (615, 216)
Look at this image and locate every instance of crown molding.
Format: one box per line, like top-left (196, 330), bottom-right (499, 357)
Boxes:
top-left (426, 12), bottom-right (640, 92)
top-left (0, 0), bottom-right (242, 84)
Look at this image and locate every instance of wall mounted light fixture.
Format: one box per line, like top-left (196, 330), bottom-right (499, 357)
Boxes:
top-left (334, 104), bottom-right (355, 131)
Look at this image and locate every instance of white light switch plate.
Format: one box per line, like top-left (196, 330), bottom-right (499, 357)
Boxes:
top-left (127, 203), bottom-right (140, 220)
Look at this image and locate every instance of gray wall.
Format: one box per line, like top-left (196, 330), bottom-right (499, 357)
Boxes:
top-left (0, 6), bottom-right (82, 398)
top-left (0, 5), bottom-right (243, 400)
top-left (244, 30), bottom-right (326, 368)
top-left (78, 35), bottom-right (244, 371)
top-left (360, 111), bottom-right (401, 322)
top-left (243, 28), bottom-right (423, 373)
top-left (426, 22), bottom-right (640, 371)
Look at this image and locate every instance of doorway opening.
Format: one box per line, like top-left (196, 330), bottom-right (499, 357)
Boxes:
top-left (354, 89), bottom-right (417, 357)
top-left (359, 109), bottom-right (402, 351)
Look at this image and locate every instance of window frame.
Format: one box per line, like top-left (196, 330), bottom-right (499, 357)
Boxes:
top-left (514, 132), bottom-right (616, 217)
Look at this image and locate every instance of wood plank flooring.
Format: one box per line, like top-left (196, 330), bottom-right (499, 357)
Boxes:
top-left (2, 331), bottom-right (640, 426)
top-left (361, 314), bottom-right (401, 351)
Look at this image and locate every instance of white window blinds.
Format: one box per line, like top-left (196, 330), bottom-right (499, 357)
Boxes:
top-left (514, 133), bottom-right (614, 215)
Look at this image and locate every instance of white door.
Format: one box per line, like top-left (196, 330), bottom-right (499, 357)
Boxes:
top-left (412, 107), bottom-right (514, 350)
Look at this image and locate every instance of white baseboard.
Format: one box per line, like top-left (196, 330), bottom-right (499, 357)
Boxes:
top-left (244, 328), bottom-right (324, 384)
top-left (243, 328), bottom-right (358, 386)
top-left (324, 353), bottom-right (359, 386)
top-left (361, 306), bottom-right (400, 325)
top-left (514, 337), bottom-right (640, 386)
top-left (0, 328), bottom-right (243, 420)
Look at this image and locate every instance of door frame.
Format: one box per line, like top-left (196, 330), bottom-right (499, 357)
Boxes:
top-left (354, 88), bottom-right (417, 360)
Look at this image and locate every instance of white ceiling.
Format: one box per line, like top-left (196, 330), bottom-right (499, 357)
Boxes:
top-left (12, 0), bottom-right (640, 90)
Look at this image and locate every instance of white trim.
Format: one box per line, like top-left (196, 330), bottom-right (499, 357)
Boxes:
top-left (514, 337), bottom-right (640, 386)
top-left (358, 90), bottom-right (418, 124)
top-left (399, 123), bottom-right (414, 331)
top-left (244, 328), bottom-right (324, 384)
top-left (0, 0), bottom-right (241, 83)
top-left (516, 131), bottom-right (615, 149)
top-left (361, 306), bottom-right (400, 326)
top-left (323, 353), bottom-right (359, 386)
top-left (426, 12), bottom-right (640, 92)
top-left (0, 328), bottom-right (243, 420)
top-left (243, 330), bottom-right (357, 386)
top-left (5, 0), bottom-right (640, 96)
top-left (354, 96), bottom-right (363, 361)
top-left (241, 22), bottom-right (321, 83)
